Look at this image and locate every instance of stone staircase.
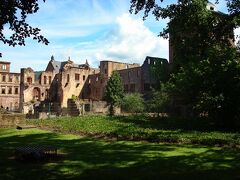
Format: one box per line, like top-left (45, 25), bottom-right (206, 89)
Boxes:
top-left (67, 99), bottom-right (80, 116)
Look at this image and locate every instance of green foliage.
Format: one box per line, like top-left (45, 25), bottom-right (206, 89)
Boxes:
top-left (0, 0), bottom-right (49, 56)
top-left (27, 115), bottom-right (240, 146)
top-left (130, 0), bottom-right (240, 126)
top-left (104, 71), bottom-right (124, 115)
top-left (121, 93), bottom-right (145, 113)
top-left (71, 94), bottom-right (78, 102)
top-left (167, 46), bottom-right (240, 125)
top-left (147, 84), bottom-right (169, 115)
top-left (150, 59), bottom-right (170, 90)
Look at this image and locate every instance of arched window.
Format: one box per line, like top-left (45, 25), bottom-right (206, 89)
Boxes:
top-left (27, 77), bottom-right (32, 84)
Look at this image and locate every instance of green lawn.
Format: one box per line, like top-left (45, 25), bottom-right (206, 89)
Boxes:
top-left (1, 128), bottom-right (239, 179)
top-left (27, 115), bottom-right (240, 146)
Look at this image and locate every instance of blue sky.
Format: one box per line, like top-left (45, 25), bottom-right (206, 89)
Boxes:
top-left (0, 0), bottom-right (238, 72)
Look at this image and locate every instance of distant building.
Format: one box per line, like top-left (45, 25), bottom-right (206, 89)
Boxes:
top-left (0, 61), bottom-right (20, 111)
top-left (19, 56), bottom-right (168, 115)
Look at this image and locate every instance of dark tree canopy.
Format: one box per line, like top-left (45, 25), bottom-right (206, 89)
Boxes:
top-left (130, 0), bottom-right (240, 39)
top-left (130, 0), bottom-right (240, 127)
top-left (0, 0), bottom-right (49, 56)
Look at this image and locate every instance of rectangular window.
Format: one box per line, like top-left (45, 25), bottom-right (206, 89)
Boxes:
top-left (67, 74), bottom-right (70, 82)
top-left (128, 72), bottom-right (131, 78)
top-left (44, 76), bottom-right (47, 84)
top-left (49, 76), bottom-right (52, 84)
top-left (124, 84), bottom-right (128, 92)
top-left (16, 76), bottom-right (19, 82)
top-left (148, 58), bottom-right (151, 64)
top-left (8, 87), bottom-right (12, 94)
top-left (8, 76), bottom-right (13, 82)
top-left (137, 70), bottom-right (140, 77)
top-left (2, 75), bottom-right (6, 82)
top-left (83, 75), bottom-right (85, 81)
top-left (15, 87), bottom-right (18, 94)
top-left (2, 65), bottom-right (6, 70)
top-left (130, 84), bottom-right (135, 92)
top-left (1, 87), bottom-right (6, 94)
top-left (75, 74), bottom-right (80, 81)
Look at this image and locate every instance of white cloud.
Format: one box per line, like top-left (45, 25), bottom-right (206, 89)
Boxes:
top-left (234, 27), bottom-right (240, 44)
top-left (94, 14), bottom-right (169, 63)
top-left (47, 13), bottom-right (169, 68)
top-left (1, 3), bottom-right (169, 72)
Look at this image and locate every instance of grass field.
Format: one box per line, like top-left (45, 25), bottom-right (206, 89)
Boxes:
top-left (0, 128), bottom-right (240, 180)
top-left (27, 115), bottom-right (240, 146)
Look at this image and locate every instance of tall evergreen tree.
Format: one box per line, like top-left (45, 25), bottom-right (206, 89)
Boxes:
top-left (104, 71), bottom-right (124, 116)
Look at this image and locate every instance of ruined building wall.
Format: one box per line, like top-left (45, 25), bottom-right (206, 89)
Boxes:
top-left (118, 67), bottom-right (142, 93)
top-left (59, 67), bottom-right (95, 107)
top-left (0, 61), bottom-right (20, 111)
top-left (87, 61), bottom-right (141, 100)
top-left (20, 68), bottom-right (54, 113)
top-left (87, 73), bottom-right (105, 100)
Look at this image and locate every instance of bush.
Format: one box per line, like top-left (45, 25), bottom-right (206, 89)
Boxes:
top-left (147, 84), bottom-right (169, 115)
top-left (121, 93), bottom-right (145, 113)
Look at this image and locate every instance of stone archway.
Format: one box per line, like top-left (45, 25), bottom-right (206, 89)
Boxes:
top-left (33, 87), bottom-right (41, 101)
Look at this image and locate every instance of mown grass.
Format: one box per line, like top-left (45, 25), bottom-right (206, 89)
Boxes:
top-left (27, 115), bottom-right (240, 146)
top-left (0, 128), bottom-right (240, 180)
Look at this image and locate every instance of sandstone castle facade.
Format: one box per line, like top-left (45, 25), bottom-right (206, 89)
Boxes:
top-left (0, 61), bottom-right (20, 111)
top-left (18, 56), bottom-right (167, 115)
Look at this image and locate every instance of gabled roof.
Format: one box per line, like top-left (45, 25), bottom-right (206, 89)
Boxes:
top-left (48, 58), bottom-right (90, 73)
top-left (47, 59), bottom-right (68, 73)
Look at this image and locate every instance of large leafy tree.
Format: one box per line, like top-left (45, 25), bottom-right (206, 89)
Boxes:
top-left (0, 0), bottom-right (49, 56)
top-left (130, 0), bottom-right (240, 127)
top-left (130, 0), bottom-right (239, 63)
top-left (104, 71), bottom-right (124, 116)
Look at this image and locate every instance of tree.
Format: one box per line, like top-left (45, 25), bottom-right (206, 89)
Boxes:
top-left (130, 0), bottom-right (240, 127)
top-left (104, 71), bottom-right (124, 116)
top-left (130, 0), bottom-right (239, 58)
top-left (121, 93), bottom-right (145, 114)
top-left (0, 0), bottom-right (49, 57)
top-left (147, 84), bottom-right (169, 116)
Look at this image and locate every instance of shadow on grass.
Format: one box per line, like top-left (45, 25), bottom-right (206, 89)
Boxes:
top-left (113, 115), bottom-right (237, 132)
top-left (0, 128), bottom-right (239, 180)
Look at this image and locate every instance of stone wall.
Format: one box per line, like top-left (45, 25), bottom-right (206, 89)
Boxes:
top-left (0, 95), bottom-right (19, 111)
top-left (84, 100), bottom-right (120, 115)
top-left (0, 62), bottom-right (20, 111)
top-left (60, 67), bottom-right (96, 107)
top-left (0, 113), bottom-right (25, 127)
top-left (118, 67), bottom-right (142, 93)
